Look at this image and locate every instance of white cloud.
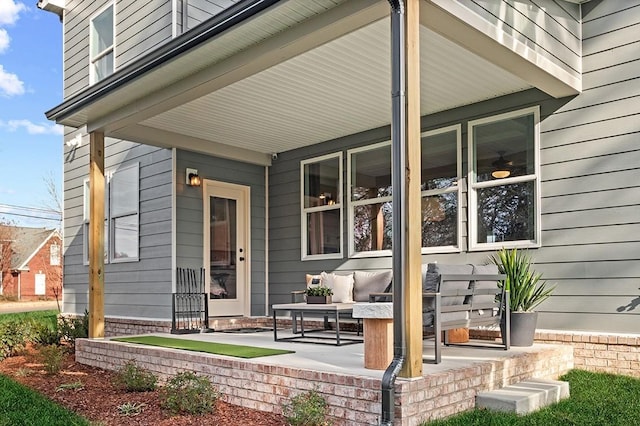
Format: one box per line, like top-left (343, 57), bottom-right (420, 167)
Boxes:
top-left (0, 0), bottom-right (26, 26)
top-left (0, 64), bottom-right (24, 96)
top-left (0, 119), bottom-right (63, 135)
top-left (0, 29), bottom-right (8, 53)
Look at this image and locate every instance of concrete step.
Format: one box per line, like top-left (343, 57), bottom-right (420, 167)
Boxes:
top-left (476, 378), bottom-right (570, 415)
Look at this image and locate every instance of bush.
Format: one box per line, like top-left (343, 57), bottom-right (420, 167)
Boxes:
top-left (39, 345), bottom-right (64, 374)
top-left (59, 310), bottom-right (89, 349)
top-left (283, 389), bottom-right (331, 426)
top-left (33, 322), bottom-right (62, 347)
top-left (161, 371), bottom-right (218, 415)
top-left (0, 320), bottom-right (29, 360)
top-left (115, 360), bottom-right (158, 392)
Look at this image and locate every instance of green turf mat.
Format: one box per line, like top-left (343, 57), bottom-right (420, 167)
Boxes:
top-left (112, 335), bottom-right (294, 358)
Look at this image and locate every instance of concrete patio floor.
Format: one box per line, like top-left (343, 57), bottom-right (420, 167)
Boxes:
top-left (76, 323), bottom-right (574, 425)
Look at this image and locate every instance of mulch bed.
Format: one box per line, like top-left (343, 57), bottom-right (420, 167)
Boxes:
top-left (0, 345), bottom-right (287, 426)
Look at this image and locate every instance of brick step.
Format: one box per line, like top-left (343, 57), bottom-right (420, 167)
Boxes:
top-left (476, 378), bottom-right (570, 415)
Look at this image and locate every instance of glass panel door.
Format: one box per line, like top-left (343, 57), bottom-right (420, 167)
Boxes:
top-left (204, 181), bottom-right (248, 317)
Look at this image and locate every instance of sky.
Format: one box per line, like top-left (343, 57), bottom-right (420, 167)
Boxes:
top-left (0, 0), bottom-right (63, 229)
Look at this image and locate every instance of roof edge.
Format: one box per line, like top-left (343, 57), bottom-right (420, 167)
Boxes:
top-left (46, 0), bottom-right (281, 123)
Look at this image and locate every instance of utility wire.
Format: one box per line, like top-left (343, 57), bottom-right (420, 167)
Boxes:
top-left (0, 203), bottom-right (61, 215)
top-left (0, 211), bottom-right (61, 221)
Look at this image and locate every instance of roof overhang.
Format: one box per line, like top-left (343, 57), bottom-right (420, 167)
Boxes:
top-left (47, 0), bottom-right (580, 166)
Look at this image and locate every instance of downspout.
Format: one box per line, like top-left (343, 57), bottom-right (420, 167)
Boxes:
top-left (381, 1), bottom-right (406, 425)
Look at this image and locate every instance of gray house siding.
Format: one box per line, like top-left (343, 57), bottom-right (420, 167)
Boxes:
top-left (64, 0), bottom-right (174, 98)
top-left (182, 0), bottom-right (242, 31)
top-left (116, 0), bottom-right (174, 68)
top-left (62, 133), bottom-right (173, 320)
top-left (444, 0), bottom-right (582, 81)
top-left (176, 150), bottom-right (267, 316)
top-left (533, 1), bottom-right (640, 333)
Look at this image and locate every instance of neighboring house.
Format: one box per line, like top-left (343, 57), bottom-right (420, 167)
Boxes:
top-left (0, 226), bottom-right (62, 301)
top-left (40, 0), bottom-right (639, 341)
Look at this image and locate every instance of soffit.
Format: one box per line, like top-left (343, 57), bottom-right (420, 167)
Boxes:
top-left (140, 18), bottom-right (531, 154)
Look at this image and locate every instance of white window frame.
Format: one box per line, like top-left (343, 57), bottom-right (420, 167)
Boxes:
top-left (89, 3), bottom-right (115, 84)
top-left (50, 243), bottom-right (61, 266)
top-left (110, 162), bottom-right (140, 263)
top-left (300, 152), bottom-right (343, 261)
top-left (467, 106), bottom-right (541, 251)
top-left (83, 162), bottom-right (140, 264)
top-left (347, 141), bottom-right (392, 258)
top-left (421, 124), bottom-right (463, 254)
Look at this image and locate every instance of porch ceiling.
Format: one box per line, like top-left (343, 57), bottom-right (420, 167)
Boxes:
top-left (138, 19), bottom-right (531, 156)
top-left (51, 0), bottom-right (535, 165)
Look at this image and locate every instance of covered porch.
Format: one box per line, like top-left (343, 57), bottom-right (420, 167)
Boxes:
top-left (47, 0), bottom-right (582, 422)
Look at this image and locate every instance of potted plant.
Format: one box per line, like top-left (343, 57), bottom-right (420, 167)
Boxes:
top-left (490, 248), bottom-right (555, 346)
top-left (304, 286), bottom-right (333, 304)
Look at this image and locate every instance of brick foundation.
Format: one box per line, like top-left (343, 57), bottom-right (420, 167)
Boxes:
top-left (76, 338), bottom-right (572, 426)
top-left (471, 328), bottom-right (640, 378)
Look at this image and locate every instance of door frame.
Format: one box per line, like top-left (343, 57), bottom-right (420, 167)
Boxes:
top-left (203, 179), bottom-right (251, 317)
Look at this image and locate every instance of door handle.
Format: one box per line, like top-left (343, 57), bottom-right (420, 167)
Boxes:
top-left (239, 257), bottom-right (245, 261)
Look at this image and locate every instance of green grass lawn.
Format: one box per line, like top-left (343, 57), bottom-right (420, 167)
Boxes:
top-left (424, 370), bottom-right (640, 426)
top-left (0, 309), bottom-right (59, 326)
top-left (0, 375), bottom-right (90, 426)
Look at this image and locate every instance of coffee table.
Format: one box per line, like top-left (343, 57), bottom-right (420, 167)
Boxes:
top-left (272, 302), bottom-right (362, 346)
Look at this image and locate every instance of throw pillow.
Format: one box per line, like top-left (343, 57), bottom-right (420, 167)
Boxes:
top-left (353, 270), bottom-right (393, 302)
top-left (305, 274), bottom-right (323, 288)
top-left (320, 272), bottom-right (354, 303)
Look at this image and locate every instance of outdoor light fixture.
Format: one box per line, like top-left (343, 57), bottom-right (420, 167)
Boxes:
top-left (186, 168), bottom-right (201, 187)
top-left (491, 152), bottom-right (512, 179)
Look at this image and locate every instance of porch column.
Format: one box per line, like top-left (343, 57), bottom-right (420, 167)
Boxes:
top-left (388, 0), bottom-right (422, 379)
top-left (89, 131), bottom-right (105, 338)
top-left (400, 0), bottom-right (422, 379)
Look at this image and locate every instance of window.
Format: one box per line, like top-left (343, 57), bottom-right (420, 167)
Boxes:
top-left (468, 106), bottom-right (540, 250)
top-left (301, 153), bottom-right (342, 260)
top-left (50, 243), bottom-right (60, 266)
top-left (348, 142), bottom-right (392, 257)
top-left (84, 163), bottom-right (139, 263)
top-left (90, 4), bottom-right (114, 83)
top-left (421, 125), bottom-right (462, 252)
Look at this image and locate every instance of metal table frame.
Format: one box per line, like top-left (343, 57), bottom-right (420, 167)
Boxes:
top-left (272, 303), bottom-right (362, 346)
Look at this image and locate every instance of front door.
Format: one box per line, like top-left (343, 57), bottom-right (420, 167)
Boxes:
top-left (203, 180), bottom-right (250, 317)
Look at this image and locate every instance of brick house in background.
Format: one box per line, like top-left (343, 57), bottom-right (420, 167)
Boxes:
top-left (0, 226), bottom-right (62, 301)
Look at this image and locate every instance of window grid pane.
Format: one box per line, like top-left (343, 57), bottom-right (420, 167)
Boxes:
top-left (306, 209), bottom-right (341, 255)
top-left (353, 201), bottom-right (392, 253)
top-left (476, 181), bottom-right (535, 243)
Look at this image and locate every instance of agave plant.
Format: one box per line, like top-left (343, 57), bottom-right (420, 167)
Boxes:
top-left (490, 248), bottom-right (555, 312)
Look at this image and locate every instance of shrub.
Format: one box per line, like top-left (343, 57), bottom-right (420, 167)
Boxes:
top-left (283, 389), bottom-right (331, 426)
top-left (0, 320), bottom-right (29, 360)
top-left (39, 345), bottom-right (64, 374)
top-left (117, 402), bottom-right (146, 416)
top-left (33, 322), bottom-right (62, 347)
top-left (115, 360), bottom-right (158, 392)
top-left (59, 310), bottom-right (89, 349)
top-left (161, 371), bottom-right (218, 415)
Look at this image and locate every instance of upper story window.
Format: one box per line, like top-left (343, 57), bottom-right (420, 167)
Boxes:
top-left (348, 142), bottom-right (392, 257)
top-left (301, 153), bottom-right (343, 260)
top-left (90, 4), bottom-right (114, 84)
top-left (84, 162), bottom-right (139, 263)
top-left (50, 243), bottom-right (60, 266)
top-left (421, 125), bottom-right (462, 253)
top-left (468, 106), bottom-right (541, 250)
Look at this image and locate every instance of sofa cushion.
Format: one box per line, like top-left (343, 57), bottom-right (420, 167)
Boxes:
top-left (320, 272), bottom-right (354, 303)
top-left (470, 264), bottom-right (500, 306)
top-left (353, 270), bottom-right (393, 302)
top-left (423, 263), bottom-right (473, 308)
